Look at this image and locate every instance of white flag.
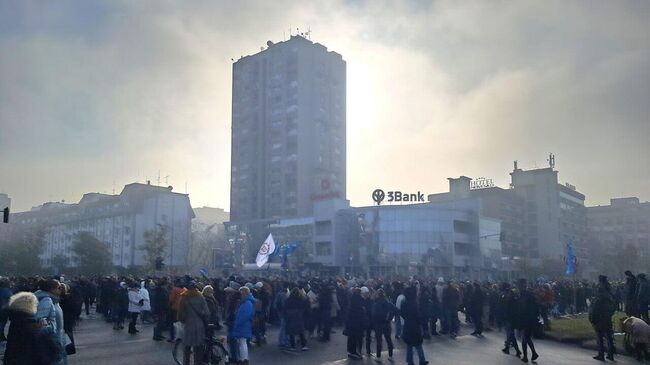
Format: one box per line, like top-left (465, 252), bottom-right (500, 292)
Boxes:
top-left (255, 233), bottom-right (276, 268)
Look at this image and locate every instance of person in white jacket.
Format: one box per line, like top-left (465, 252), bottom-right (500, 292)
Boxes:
top-left (127, 282), bottom-right (143, 334)
top-left (140, 280), bottom-right (152, 324)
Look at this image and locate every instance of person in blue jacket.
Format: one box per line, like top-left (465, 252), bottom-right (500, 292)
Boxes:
top-left (231, 286), bottom-right (256, 365)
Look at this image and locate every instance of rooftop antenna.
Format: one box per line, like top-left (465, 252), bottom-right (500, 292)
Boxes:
top-left (548, 153), bottom-right (556, 169)
top-left (157, 170), bottom-right (161, 185)
top-left (164, 175), bottom-right (170, 185)
top-left (306, 26), bottom-right (311, 40)
top-left (112, 180), bottom-right (116, 195)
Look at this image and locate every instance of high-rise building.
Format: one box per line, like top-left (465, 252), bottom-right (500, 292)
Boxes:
top-left (230, 35), bottom-right (346, 222)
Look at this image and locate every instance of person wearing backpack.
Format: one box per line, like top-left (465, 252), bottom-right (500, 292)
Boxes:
top-left (589, 275), bottom-right (617, 361)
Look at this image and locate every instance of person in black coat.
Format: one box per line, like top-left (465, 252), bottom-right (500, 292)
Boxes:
top-left (517, 279), bottom-right (539, 363)
top-left (469, 282), bottom-right (485, 336)
top-left (624, 270), bottom-right (638, 316)
top-left (318, 284), bottom-right (334, 341)
top-left (284, 288), bottom-right (308, 350)
top-left (152, 279), bottom-right (170, 341)
top-left (344, 288), bottom-right (368, 360)
top-left (419, 286), bottom-right (433, 339)
top-left (401, 286), bottom-right (428, 365)
top-left (498, 282), bottom-right (521, 357)
top-left (3, 292), bottom-right (46, 365)
top-left (371, 288), bottom-right (397, 360)
top-left (589, 275), bottom-right (617, 361)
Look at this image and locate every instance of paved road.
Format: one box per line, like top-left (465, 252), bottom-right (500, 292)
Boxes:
top-left (51, 314), bottom-right (640, 365)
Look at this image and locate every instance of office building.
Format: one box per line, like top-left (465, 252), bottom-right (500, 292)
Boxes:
top-left (230, 35), bottom-right (346, 222)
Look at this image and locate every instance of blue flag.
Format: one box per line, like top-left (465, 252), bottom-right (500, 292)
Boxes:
top-left (565, 244), bottom-right (575, 276)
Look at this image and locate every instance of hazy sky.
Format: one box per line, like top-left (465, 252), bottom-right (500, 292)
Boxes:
top-left (1, 0), bottom-right (649, 212)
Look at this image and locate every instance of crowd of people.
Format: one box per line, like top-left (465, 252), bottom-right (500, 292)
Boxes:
top-left (0, 270), bottom-right (649, 365)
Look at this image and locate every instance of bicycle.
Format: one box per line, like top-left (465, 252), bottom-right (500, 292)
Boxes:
top-left (173, 324), bottom-right (229, 365)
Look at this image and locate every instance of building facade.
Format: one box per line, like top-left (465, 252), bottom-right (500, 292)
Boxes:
top-left (12, 183), bottom-right (194, 269)
top-left (230, 35), bottom-right (346, 222)
top-left (587, 197), bottom-right (650, 275)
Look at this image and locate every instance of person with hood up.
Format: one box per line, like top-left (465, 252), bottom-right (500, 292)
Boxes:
top-left (178, 280), bottom-right (210, 365)
top-left (3, 291), bottom-right (53, 365)
top-left (231, 286), bottom-right (256, 365)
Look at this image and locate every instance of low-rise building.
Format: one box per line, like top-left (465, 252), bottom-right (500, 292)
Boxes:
top-left (12, 182), bottom-right (194, 269)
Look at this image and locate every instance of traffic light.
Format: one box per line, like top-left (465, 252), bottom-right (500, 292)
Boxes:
top-left (2, 207), bottom-right (8, 223)
top-left (155, 257), bottom-right (165, 270)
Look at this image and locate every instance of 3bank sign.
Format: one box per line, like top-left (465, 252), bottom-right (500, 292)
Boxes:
top-left (372, 189), bottom-right (424, 205)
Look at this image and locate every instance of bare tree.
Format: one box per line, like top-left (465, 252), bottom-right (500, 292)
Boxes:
top-left (141, 224), bottom-right (169, 271)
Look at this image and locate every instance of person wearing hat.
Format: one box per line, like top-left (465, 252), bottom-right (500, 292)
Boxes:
top-left (589, 275), bottom-right (617, 361)
top-left (178, 280), bottom-right (209, 365)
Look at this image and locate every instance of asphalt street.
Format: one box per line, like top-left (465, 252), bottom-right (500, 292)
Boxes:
top-left (31, 313), bottom-right (637, 365)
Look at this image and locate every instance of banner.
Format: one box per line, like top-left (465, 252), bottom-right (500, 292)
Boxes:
top-left (565, 243), bottom-right (576, 276)
top-left (256, 233), bottom-right (276, 268)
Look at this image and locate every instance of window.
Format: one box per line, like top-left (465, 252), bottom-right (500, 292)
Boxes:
top-left (315, 221), bottom-right (332, 235)
top-left (315, 241), bottom-right (332, 256)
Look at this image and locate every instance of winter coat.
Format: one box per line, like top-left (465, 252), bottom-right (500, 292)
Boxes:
top-left (371, 297), bottom-right (397, 326)
top-left (152, 286), bottom-right (169, 315)
top-left (139, 284), bottom-right (151, 311)
top-left (497, 289), bottom-right (519, 328)
top-left (0, 287), bottom-right (12, 309)
top-left (4, 292), bottom-right (46, 365)
top-left (204, 294), bottom-right (219, 325)
top-left (638, 277), bottom-right (650, 302)
top-left (469, 286), bottom-right (485, 316)
top-left (127, 289), bottom-right (143, 313)
top-left (34, 290), bottom-right (66, 365)
top-left (517, 289), bottom-right (539, 331)
top-left (400, 297), bottom-right (423, 346)
top-left (442, 284), bottom-right (460, 312)
top-left (589, 287), bottom-right (616, 332)
top-left (623, 316), bottom-right (650, 345)
top-left (231, 294), bottom-right (256, 339)
top-left (284, 295), bottom-right (307, 335)
top-left (344, 294), bottom-right (368, 337)
top-left (177, 289), bottom-right (209, 347)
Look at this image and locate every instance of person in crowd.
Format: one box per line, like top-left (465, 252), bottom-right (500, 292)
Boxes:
top-left (284, 287), bottom-right (309, 351)
top-left (401, 286), bottom-right (428, 365)
top-left (59, 283), bottom-right (78, 356)
top-left (589, 275), bottom-right (617, 361)
top-left (273, 282), bottom-right (290, 348)
top-left (622, 316), bottom-right (650, 361)
top-left (127, 281), bottom-right (144, 334)
top-left (418, 286), bottom-right (433, 339)
top-left (231, 286), bottom-right (256, 365)
top-left (394, 283), bottom-right (405, 340)
top-left (371, 288), bottom-right (397, 360)
top-left (360, 286), bottom-right (373, 356)
top-left (169, 279), bottom-right (186, 341)
top-left (517, 278), bottom-right (539, 363)
top-left (434, 278), bottom-right (447, 334)
top-left (637, 273), bottom-right (650, 323)
top-left (625, 270), bottom-right (639, 316)
top-left (252, 281), bottom-right (269, 346)
top-left (113, 282), bottom-right (129, 330)
top-left (498, 282), bottom-right (521, 357)
top-left (318, 284), bottom-right (335, 342)
top-left (0, 276), bottom-right (12, 342)
top-left (3, 291), bottom-right (52, 365)
top-left (442, 280), bottom-right (460, 338)
top-left (35, 278), bottom-right (67, 365)
top-left (469, 282), bottom-right (485, 337)
top-left (202, 284), bottom-right (219, 335)
top-left (140, 280), bottom-right (152, 324)
top-left (152, 278), bottom-right (171, 341)
top-left (177, 280), bottom-right (210, 365)
top-left (344, 287), bottom-right (367, 360)
top-left (306, 283), bottom-right (320, 339)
